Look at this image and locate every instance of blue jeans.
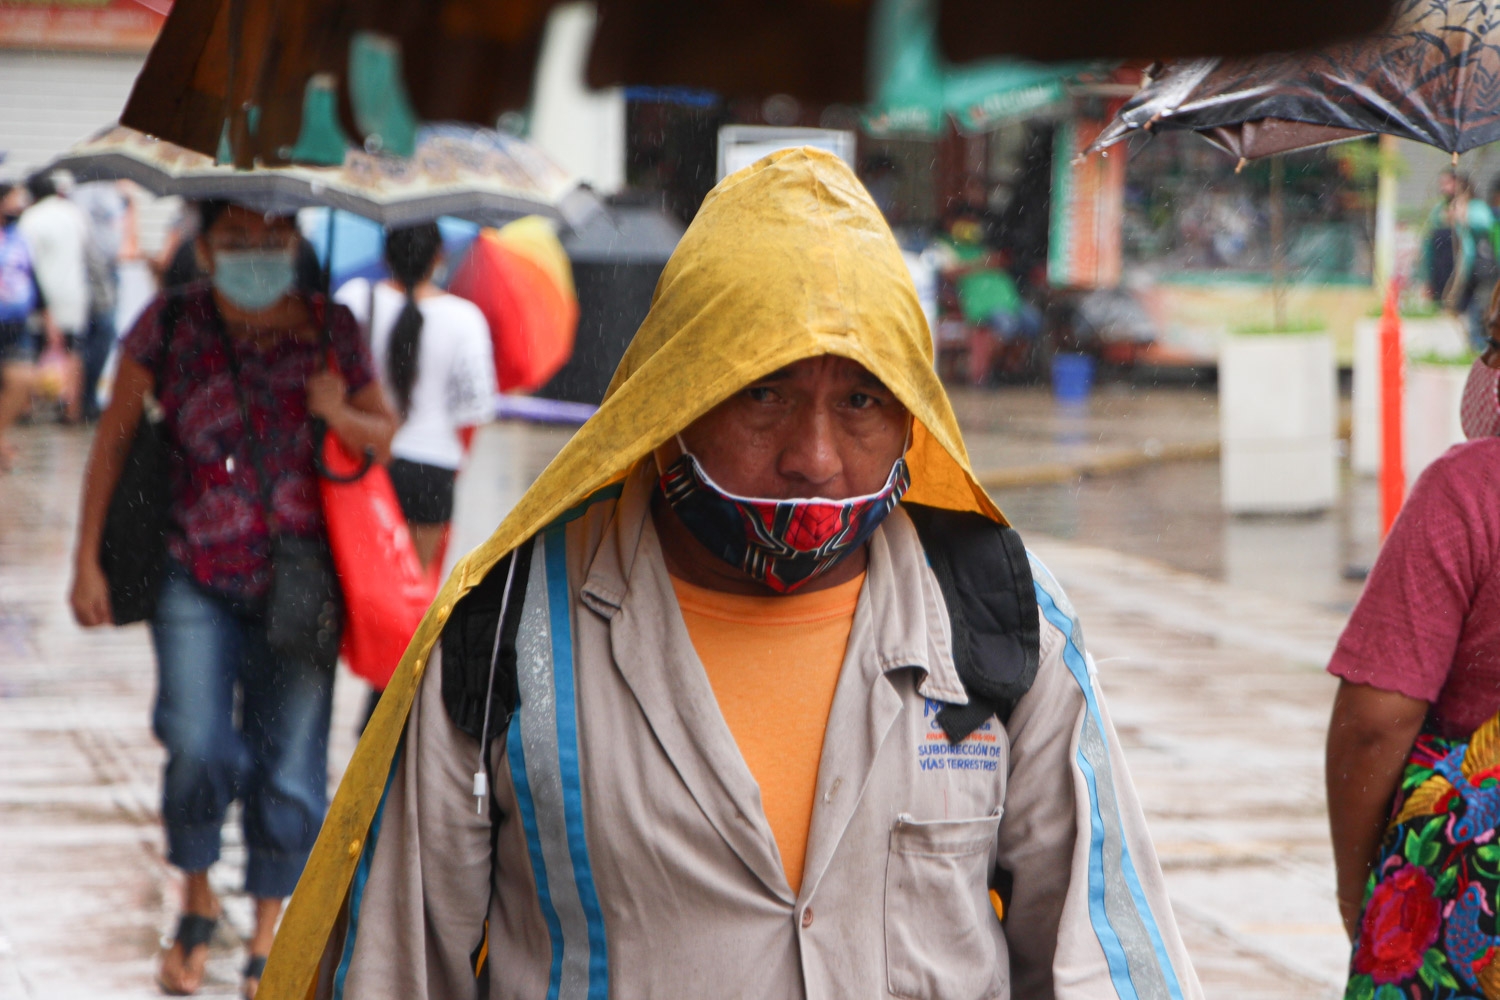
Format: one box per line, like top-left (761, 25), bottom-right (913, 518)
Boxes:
top-left (150, 563), bottom-right (335, 898)
top-left (81, 309), bottom-right (115, 421)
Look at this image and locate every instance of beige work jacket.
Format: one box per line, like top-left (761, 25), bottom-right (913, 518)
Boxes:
top-left (326, 465), bottom-right (1201, 1000)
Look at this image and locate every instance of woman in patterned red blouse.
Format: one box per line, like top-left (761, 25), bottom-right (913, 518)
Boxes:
top-left (68, 201), bottom-right (396, 998)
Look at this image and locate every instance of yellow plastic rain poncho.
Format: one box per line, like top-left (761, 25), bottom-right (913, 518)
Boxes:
top-left (260, 146), bottom-right (1006, 999)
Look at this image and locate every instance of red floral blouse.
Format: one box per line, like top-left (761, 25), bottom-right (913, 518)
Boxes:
top-left (123, 284), bottom-right (375, 603)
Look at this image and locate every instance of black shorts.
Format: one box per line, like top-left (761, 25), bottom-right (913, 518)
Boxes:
top-left (388, 458), bottom-right (457, 526)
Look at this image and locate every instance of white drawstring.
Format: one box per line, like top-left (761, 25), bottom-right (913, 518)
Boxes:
top-left (474, 549), bottom-right (521, 814)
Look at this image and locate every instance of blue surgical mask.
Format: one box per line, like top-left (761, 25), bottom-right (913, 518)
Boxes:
top-left (212, 248), bottom-right (296, 312)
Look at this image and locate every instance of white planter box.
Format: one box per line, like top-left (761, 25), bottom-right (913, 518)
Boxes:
top-left (1351, 315), bottom-right (1468, 475)
top-left (1404, 363), bottom-right (1468, 486)
top-left (1220, 332), bottom-right (1338, 514)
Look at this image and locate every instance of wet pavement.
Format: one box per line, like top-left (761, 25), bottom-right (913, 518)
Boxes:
top-left (0, 386), bottom-right (1378, 998)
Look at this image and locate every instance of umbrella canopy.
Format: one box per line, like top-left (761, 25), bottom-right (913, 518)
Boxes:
top-left (303, 210), bottom-right (483, 289)
top-left (1091, 0), bottom-right (1500, 158)
top-left (1195, 119), bottom-right (1370, 163)
top-left (449, 218), bottom-right (580, 393)
top-left (121, 0), bottom-right (1395, 168)
top-left (46, 122), bottom-right (602, 231)
top-left (863, 0), bottom-right (1077, 137)
top-left (560, 201), bottom-right (683, 265)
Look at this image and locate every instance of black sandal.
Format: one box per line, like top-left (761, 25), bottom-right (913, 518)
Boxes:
top-left (243, 954), bottom-right (269, 1000)
top-left (157, 913), bottom-right (218, 996)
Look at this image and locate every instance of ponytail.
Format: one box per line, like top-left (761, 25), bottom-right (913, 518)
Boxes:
top-left (383, 222), bottom-right (443, 417)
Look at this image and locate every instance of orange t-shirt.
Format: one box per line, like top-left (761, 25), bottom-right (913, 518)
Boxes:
top-left (670, 573), bottom-right (864, 894)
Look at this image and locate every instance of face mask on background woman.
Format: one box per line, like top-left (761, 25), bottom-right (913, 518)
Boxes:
top-left (211, 248), bottom-right (297, 313)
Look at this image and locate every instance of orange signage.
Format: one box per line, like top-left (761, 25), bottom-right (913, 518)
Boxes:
top-left (1048, 117), bottom-right (1126, 290)
top-left (0, 0), bottom-right (168, 54)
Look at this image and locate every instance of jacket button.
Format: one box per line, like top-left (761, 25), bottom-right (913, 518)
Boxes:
top-left (801, 907), bottom-right (814, 929)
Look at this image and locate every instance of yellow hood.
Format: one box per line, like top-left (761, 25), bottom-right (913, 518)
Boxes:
top-left (261, 146), bottom-right (1003, 999)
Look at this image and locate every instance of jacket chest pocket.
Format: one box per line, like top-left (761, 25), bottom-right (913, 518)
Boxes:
top-left (884, 810), bottom-right (1004, 1000)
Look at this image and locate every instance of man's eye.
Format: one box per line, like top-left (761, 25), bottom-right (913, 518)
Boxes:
top-left (848, 392), bottom-right (880, 409)
top-left (746, 386), bottom-right (778, 403)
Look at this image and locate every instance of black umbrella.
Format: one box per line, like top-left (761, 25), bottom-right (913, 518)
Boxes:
top-left (1090, 0), bottom-right (1500, 158)
top-left (541, 201), bottom-right (684, 406)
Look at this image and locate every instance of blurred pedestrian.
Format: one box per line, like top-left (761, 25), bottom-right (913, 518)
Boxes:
top-left (73, 180), bottom-right (127, 421)
top-left (19, 171), bottom-right (89, 421)
top-left (336, 221), bottom-right (494, 728)
top-left (936, 178), bottom-right (1041, 384)
top-left (1425, 169), bottom-right (1496, 351)
top-left (154, 200), bottom-right (205, 291)
top-left (1455, 175), bottom-right (1497, 353)
top-left (860, 153), bottom-right (902, 224)
top-left (1326, 293), bottom-right (1500, 993)
top-left (0, 182), bottom-right (38, 469)
top-left (1488, 177), bottom-right (1500, 252)
top-left (67, 200), bottom-right (395, 998)
top-left (336, 222), bottom-right (495, 570)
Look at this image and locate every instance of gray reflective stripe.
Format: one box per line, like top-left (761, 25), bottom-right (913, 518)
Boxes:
top-left (515, 536), bottom-right (594, 999)
top-left (1077, 710), bottom-right (1172, 1000)
top-left (1031, 553), bottom-right (1183, 1000)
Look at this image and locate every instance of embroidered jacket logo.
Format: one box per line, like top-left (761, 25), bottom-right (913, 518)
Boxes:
top-left (917, 699), bottom-right (1001, 772)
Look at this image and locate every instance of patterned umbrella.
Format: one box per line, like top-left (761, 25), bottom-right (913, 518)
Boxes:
top-left (45, 121), bottom-right (601, 231)
top-left (1090, 0), bottom-right (1500, 159)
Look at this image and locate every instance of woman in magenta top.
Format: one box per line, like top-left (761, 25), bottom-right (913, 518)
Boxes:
top-left (67, 201), bottom-right (395, 997)
top-left (1327, 335), bottom-right (1500, 995)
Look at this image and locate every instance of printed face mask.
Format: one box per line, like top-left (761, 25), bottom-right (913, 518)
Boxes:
top-left (1461, 356), bottom-right (1500, 439)
top-left (658, 437), bottom-right (911, 593)
top-left (211, 248), bottom-right (297, 313)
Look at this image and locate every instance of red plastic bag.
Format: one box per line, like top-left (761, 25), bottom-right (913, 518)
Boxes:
top-left (319, 434), bottom-right (439, 690)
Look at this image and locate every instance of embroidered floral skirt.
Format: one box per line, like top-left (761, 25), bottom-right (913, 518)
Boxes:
top-left (1345, 714), bottom-right (1500, 1000)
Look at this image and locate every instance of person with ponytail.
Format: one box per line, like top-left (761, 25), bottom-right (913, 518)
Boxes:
top-left (336, 223), bottom-right (495, 569)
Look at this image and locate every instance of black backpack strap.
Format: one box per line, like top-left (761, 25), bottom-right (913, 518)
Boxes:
top-left (902, 502), bottom-right (1040, 742)
top-left (440, 540), bottom-right (534, 744)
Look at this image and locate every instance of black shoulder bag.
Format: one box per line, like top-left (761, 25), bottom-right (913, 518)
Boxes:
top-left (211, 309), bottom-right (343, 667)
top-left (100, 398), bottom-right (171, 624)
top-left (99, 296), bottom-right (181, 625)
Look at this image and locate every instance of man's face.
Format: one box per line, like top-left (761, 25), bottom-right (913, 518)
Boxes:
top-left (1440, 173), bottom-right (1458, 199)
top-left (677, 355), bottom-right (909, 501)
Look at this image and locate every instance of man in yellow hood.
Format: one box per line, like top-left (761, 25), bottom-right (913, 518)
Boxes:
top-left (259, 147), bottom-right (1201, 1000)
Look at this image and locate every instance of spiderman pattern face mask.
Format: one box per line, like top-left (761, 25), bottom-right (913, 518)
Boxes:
top-left (658, 438), bottom-right (911, 594)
